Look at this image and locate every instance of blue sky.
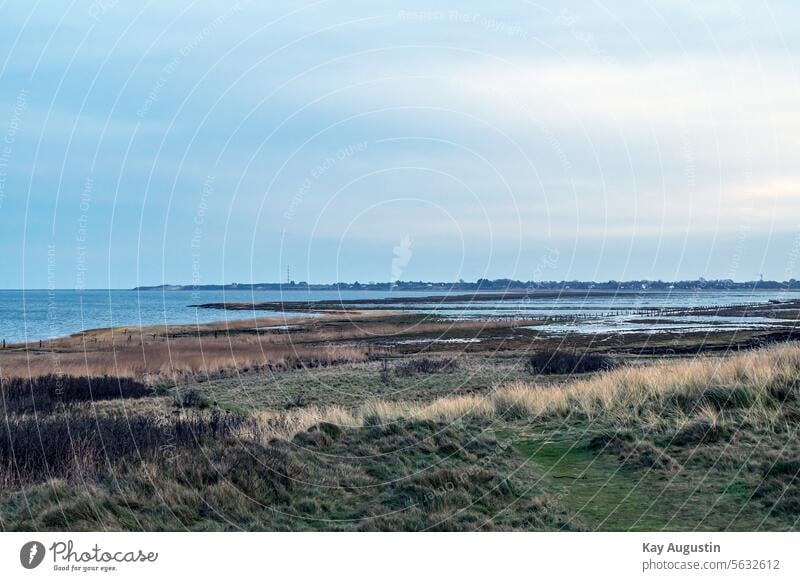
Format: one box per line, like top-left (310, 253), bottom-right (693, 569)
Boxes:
top-left (1, 1), bottom-right (799, 288)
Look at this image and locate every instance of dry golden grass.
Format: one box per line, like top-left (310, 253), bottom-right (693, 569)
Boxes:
top-left (0, 337), bottom-right (369, 382)
top-left (21, 314), bottom-right (307, 349)
top-left (304, 318), bottom-right (534, 343)
top-left (8, 310), bottom-right (405, 350)
top-left (483, 343), bottom-right (800, 429)
top-left (251, 342), bottom-right (800, 439)
top-left (0, 310), bottom-right (518, 382)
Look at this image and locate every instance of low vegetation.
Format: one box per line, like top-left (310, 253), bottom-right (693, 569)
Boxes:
top-left (243, 343), bottom-right (800, 442)
top-left (392, 357), bottom-right (459, 377)
top-left (0, 339), bottom-right (370, 383)
top-left (2, 342), bottom-right (799, 530)
top-left (0, 374), bottom-right (151, 414)
top-left (0, 408), bottom-right (572, 530)
top-left (0, 410), bottom-right (253, 487)
top-left (524, 350), bottom-right (617, 375)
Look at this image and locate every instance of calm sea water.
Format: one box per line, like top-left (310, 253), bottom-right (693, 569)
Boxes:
top-left (1, 288), bottom-right (798, 344)
top-left (0, 289), bottom-right (451, 344)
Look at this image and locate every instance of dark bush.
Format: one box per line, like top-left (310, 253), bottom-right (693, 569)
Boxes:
top-left (0, 410), bottom-right (254, 485)
top-left (173, 388), bottom-right (210, 409)
top-left (293, 427), bottom-right (334, 449)
top-left (317, 422), bottom-right (342, 439)
top-left (524, 350), bottom-right (617, 375)
top-left (672, 420), bottom-right (730, 447)
top-left (394, 357), bottom-right (458, 377)
top-left (0, 375), bottom-right (151, 415)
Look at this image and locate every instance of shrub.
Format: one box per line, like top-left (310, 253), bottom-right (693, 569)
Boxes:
top-left (394, 357), bottom-right (458, 377)
top-left (173, 388), bottom-right (211, 409)
top-left (0, 410), bottom-right (254, 486)
top-left (524, 350), bottom-right (616, 375)
top-left (0, 375), bottom-right (151, 415)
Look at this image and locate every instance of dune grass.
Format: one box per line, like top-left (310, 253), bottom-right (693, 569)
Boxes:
top-left (252, 343), bottom-right (800, 436)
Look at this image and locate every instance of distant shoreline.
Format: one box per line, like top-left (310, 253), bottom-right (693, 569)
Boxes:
top-left (4, 280), bottom-right (799, 292)
top-left (190, 289), bottom-right (624, 312)
top-left (133, 278), bottom-right (800, 292)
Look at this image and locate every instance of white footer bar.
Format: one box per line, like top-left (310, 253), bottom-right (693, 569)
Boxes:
top-left (1, 532), bottom-right (796, 580)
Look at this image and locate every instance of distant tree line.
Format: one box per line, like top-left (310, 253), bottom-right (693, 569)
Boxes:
top-left (134, 278), bottom-right (800, 292)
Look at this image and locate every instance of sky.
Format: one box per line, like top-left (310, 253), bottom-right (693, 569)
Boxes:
top-left (1, 1), bottom-right (799, 288)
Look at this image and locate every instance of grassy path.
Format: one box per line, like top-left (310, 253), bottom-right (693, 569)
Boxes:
top-left (508, 432), bottom-right (790, 531)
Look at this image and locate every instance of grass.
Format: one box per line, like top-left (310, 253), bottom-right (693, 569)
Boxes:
top-left (507, 433), bottom-right (789, 531)
top-left (238, 341), bottom-right (799, 431)
top-left (2, 342), bottom-right (799, 530)
top-left (1, 416), bottom-right (573, 531)
top-left (478, 343), bottom-right (800, 427)
top-left (0, 338), bottom-right (370, 382)
top-left (195, 356), bottom-right (535, 411)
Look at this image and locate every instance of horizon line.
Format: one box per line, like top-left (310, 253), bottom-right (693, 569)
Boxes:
top-left (3, 277), bottom-right (800, 292)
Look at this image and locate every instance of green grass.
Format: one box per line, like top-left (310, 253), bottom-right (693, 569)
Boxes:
top-left (3, 414), bottom-right (796, 531)
top-left (1, 418), bottom-right (574, 531)
top-left (499, 425), bottom-right (796, 531)
top-left (192, 356), bottom-right (537, 412)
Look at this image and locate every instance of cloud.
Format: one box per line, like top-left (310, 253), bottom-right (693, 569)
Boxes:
top-left (457, 56), bottom-right (800, 129)
top-left (2, 1), bottom-right (800, 285)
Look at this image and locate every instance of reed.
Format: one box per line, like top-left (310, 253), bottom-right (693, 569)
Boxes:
top-left (0, 339), bottom-right (369, 382)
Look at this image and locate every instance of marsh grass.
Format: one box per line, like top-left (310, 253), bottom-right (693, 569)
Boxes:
top-left (492, 344), bottom-right (800, 426)
top-left (0, 340), bottom-right (369, 382)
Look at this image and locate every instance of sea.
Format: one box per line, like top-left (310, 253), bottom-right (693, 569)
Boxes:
top-left (1, 288), bottom-right (798, 344)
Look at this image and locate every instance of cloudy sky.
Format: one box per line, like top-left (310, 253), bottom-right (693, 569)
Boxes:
top-left (1, 0), bottom-right (799, 288)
